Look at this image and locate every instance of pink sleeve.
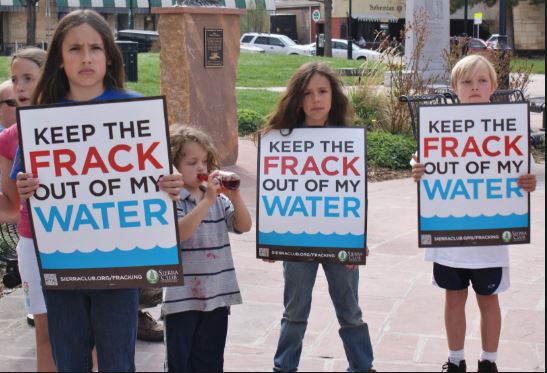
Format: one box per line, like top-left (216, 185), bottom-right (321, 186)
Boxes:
top-left (0, 124), bottom-right (18, 160)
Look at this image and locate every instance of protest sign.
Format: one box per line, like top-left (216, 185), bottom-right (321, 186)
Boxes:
top-left (256, 127), bottom-right (367, 264)
top-left (17, 97), bottom-right (183, 289)
top-left (418, 102), bottom-right (530, 247)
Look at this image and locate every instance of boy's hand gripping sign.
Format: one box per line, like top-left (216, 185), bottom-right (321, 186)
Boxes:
top-left (418, 102), bottom-right (530, 247)
top-left (17, 97), bottom-right (183, 289)
top-left (257, 128), bottom-right (367, 264)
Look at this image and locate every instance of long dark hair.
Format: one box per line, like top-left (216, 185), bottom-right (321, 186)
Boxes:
top-left (33, 10), bottom-right (124, 105)
top-left (261, 62), bottom-right (353, 133)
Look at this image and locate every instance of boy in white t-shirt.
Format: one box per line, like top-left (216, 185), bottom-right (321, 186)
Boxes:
top-left (411, 55), bottom-right (537, 373)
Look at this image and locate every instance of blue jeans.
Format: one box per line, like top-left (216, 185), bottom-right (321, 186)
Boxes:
top-left (43, 288), bottom-right (139, 372)
top-left (273, 262), bottom-right (374, 372)
top-left (165, 307), bottom-right (229, 372)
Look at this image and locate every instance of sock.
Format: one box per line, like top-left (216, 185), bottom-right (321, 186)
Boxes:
top-left (448, 349), bottom-right (465, 365)
top-left (480, 350), bottom-right (498, 363)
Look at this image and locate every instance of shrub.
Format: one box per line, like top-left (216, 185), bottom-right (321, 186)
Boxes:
top-left (351, 86), bottom-right (386, 128)
top-left (237, 108), bottom-right (264, 136)
top-left (367, 131), bottom-right (417, 170)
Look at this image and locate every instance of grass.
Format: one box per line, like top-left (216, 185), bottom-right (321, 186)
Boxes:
top-left (236, 53), bottom-right (365, 87)
top-left (0, 52), bottom-right (363, 118)
top-left (512, 57), bottom-right (545, 74)
top-left (236, 89), bottom-right (280, 118)
top-left (0, 53), bottom-right (543, 104)
top-left (0, 52), bottom-right (369, 90)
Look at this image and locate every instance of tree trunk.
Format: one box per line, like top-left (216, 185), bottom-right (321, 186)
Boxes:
top-left (26, 2), bottom-right (37, 46)
top-left (324, 0), bottom-right (332, 57)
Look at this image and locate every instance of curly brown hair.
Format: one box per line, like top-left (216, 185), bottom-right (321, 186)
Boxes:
top-left (261, 62), bottom-right (353, 134)
top-left (170, 124), bottom-right (220, 172)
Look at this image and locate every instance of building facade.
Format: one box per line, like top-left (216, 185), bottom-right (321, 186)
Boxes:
top-left (0, 0), bottom-right (276, 54)
top-left (300, 0), bottom-right (544, 51)
top-left (272, 0), bottom-right (320, 44)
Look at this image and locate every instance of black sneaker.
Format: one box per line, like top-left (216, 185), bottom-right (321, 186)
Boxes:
top-left (442, 359), bottom-right (467, 372)
top-left (26, 314), bottom-right (35, 327)
top-left (137, 310), bottom-right (164, 342)
top-left (477, 360), bottom-right (498, 372)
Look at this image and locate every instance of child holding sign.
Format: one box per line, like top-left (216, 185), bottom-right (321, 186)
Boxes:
top-left (411, 55), bottom-right (537, 372)
top-left (163, 125), bottom-right (252, 372)
top-left (261, 62), bottom-right (374, 372)
top-left (13, 10), bottom-right (182, 372)
top-left (0, 47), bottom-right (56, 372)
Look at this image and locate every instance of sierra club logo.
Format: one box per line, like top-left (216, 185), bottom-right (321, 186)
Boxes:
top-left (502, 231), bottom-right (512, 243)
top-left (146, 269), bottom-right (160, 284)
top-left (337, 250), bottom-right (348, 263)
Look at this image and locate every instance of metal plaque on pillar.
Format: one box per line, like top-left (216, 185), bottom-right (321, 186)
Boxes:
top-left (204, 28), bottom-right (224, 68)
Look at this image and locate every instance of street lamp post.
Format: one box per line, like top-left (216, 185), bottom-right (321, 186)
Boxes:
top-left (21, 0), bottom-right (38, 46)
top-left (129, 0), bottom-right (135, 29)
top-left (463, 0), bottom-right (468, 35)
top-left (347, 0), bottom-right (352, 60)
top-left (498, 0), bottom-right (510, 88)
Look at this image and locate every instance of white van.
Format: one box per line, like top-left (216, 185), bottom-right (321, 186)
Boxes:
top-left (240, 33), bottom-right (313, 55)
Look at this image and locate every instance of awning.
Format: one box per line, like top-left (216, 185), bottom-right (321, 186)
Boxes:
top-left (221, 0), bottom-right (275, 11)
top-left (353, 12), bottom-right (399, 23)
top-left (55, 0), bottom-right (274, 14)
top-left (0, 0), bottom-right (25, 11)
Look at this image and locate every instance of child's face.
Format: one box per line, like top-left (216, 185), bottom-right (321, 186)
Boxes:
top-left (302, 73), bottom-right (332, 127)
top-left (11, 58), bottom-right (41, 107)
top-left (454, 65), bottom-right (495, 104)
top-left (176, 142), bottom-right (209, 190)
top-left (60, 23), bottom-right (107, 100)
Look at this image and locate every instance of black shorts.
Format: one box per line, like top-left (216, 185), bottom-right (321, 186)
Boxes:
top-left (433, 263), bottom-right (507, 295)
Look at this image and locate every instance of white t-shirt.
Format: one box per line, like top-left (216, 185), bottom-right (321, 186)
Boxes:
top-left (412, 154), bottom-right (538, 269)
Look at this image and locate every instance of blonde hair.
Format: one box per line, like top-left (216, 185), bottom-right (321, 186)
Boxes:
top-left (170, 124), bottom-right (219, 172)
top-left (450, 54), bottom-right (498, 91)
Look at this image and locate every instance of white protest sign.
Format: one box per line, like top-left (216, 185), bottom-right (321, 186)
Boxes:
top-left (257, 127), bottom-right (367, 264)
top-left (18, 97), bottom-right (183, 289)
top-left (418, 103), bottom-right (530, 247)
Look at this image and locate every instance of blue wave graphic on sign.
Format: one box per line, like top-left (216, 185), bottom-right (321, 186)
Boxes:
top-left (420, 213), bottom-right (529, 231)
top-left (39, 245), bottom-right (179, 269)
top-left (258, 231), bottom-right (365, 248)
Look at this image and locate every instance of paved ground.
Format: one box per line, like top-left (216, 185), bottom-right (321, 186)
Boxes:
top-left (1, 75), bottom-right (544, 372)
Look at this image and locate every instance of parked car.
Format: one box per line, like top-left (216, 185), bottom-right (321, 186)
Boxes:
top-left (318, 39), bottom-right (382, 61)
top-left (240, 32), bottom-right (314, 56)
top-left (240, 44), bottom-right (265, 54)
top-left (450, 36), bottom-right (496, 56)
top-left (485, 34), bottom-right (512, 50)
top-left (467, 37), bottom-right (489, 54)
top-left (116, 29), bottom-right (159, 52)
top-left (287, 43), bottom-right (316, 56)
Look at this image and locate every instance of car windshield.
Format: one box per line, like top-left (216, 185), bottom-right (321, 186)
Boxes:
top-left (278, 35), bottom-right (296, 46)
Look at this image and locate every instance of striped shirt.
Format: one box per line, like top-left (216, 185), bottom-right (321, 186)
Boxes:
top-left (163, 188), bottom-right (243, 314)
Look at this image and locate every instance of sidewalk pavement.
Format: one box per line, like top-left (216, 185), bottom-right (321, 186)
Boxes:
top-left (0, 137), bottom-right (544, 372)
